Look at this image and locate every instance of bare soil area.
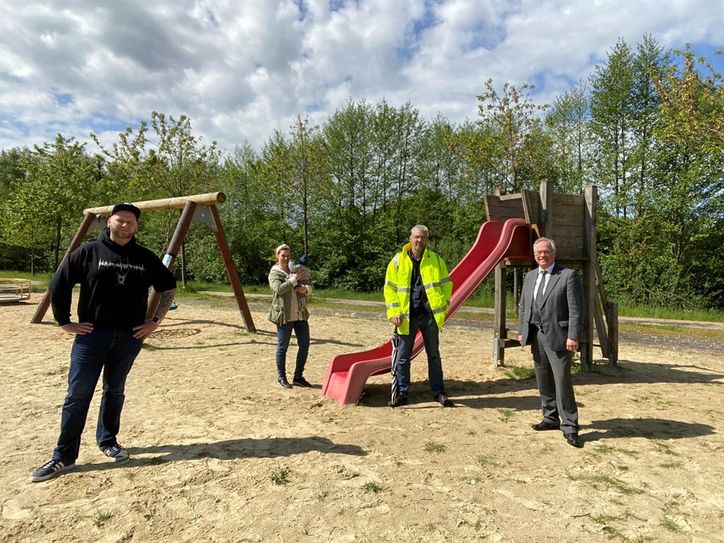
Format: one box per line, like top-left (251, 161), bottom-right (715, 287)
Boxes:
top-left (1, 296), bottom-right (722, 542)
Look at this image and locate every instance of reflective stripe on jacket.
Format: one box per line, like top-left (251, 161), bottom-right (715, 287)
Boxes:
top-left (383, 243), bottom-right (452, 334)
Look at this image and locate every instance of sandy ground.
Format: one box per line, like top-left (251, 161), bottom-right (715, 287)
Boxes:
top-left (1, 296), bottom-right (723, 543)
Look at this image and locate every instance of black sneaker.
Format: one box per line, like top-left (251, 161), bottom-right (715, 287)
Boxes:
top-left (278, 376), bottom-right (292, 389)
top-left (101, 443), bottom-right (130, 463)
top-left (388, 395), bottom-right (409, 408)
top-left (29, 458), bottom-right (75, 482)
top-left (433, 393), bottom-right (454, 407)
top-left (292, 376), bottom-right (312, 387)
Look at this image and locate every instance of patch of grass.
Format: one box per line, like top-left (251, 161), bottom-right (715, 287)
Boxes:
top-left (591, 512), bottom-right (652, 542)
top-left (594, 444), bottom-right (619, 455)
top-left (362, 481), bottom-right (384, 493)
top-left (315, 490), bottom-right (329, 501)
top-left (660, 517), bottom-right (683, 534)
top-left (568, 473), bottom-right (643, 496)
top-left (660, 501), bottom-right (685, 533)
top-left (271, 466), bottom-right (292, 485)
top-left (621, 322), bottom-right (724, 341)
top-left (654, 399), bottom-right (674, 410)
top-left (571, 360), bottom-right (601, 375)
top-left (658, 461), bottom-right (683, 469)
top-left (503, 366), bottom-right (536, 380)
top-left (618, 304), bottom-right (724, 323)
top-left (652, 441), bottom-right (679, 456)
top-left (539, 443), bottom-right (555, 454)
top-left (423, 441), bottom-right (447, 453)
top-left (497, 408), bottom-right (514, 423)
top-left (93, 510), bottom-right (113, 528)
top-left (475, 454), bottom-right (498, 468)
top-left (0, 270), bottom-right (53, 285)
top-left (147, 456), bottom-right (165, 465)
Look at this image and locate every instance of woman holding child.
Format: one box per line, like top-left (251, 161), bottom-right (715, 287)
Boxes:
top-left (268, 244), bottom-right (312, 389)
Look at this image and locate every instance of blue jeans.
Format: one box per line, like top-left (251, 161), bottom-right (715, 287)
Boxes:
top-left (53, 329), bottom-right (143, 462)
top-left (391, 312), bottom-right (445, 397)
top-left (275, 320), bottom-right (310, 380)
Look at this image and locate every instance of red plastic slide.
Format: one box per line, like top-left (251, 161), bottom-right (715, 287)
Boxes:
top-left (321, 218), bottom-right (532, 405)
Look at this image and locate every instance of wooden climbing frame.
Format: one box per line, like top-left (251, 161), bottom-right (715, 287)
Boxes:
top-left (484, 182), bottom-right (618, 369)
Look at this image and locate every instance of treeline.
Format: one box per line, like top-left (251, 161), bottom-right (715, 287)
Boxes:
top-left (0, 36), bottom-right (721, 309)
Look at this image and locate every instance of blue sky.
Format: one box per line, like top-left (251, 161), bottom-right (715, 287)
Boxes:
top-left (0, 0), bottom-right (721, 153)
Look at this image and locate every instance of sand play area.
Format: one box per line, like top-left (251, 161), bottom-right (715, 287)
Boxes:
top-left (1, 295), bottom-right (722, 542)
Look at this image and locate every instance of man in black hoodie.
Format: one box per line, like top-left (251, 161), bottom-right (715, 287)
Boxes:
top-left (30, 203), bottom-right (177, 482)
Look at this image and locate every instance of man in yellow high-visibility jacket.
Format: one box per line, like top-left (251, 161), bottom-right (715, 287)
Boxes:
top-left (384, 224), bottom-right (453, 408)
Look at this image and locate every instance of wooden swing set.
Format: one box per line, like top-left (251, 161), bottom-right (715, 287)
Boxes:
top-left (30, 192), bottom-right (256, 333)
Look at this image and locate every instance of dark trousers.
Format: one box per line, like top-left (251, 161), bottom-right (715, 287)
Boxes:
top-left (530, 325), bottom-right (579, 435)
top-left (54, 330), bottom-right (143, 462)
top-left (391, 312), bottom-right (445, 398)
top-left (275, 319), bottom-right (310, 380)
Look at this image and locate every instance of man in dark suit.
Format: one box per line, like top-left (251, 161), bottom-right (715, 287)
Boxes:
top-left (518, 237), bottom-right (584, 448)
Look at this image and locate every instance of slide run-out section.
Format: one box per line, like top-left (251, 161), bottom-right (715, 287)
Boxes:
top-left (321, 218), bottom-right (532, 405)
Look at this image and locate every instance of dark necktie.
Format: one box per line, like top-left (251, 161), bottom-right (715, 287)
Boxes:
top-left (531, 270), bottom-right (545, 325)
top-left (535, 270), bottom-right (546, 305)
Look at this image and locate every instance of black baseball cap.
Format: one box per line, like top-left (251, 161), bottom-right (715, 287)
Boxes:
top-left (111, 203), bottom-right (141, 219)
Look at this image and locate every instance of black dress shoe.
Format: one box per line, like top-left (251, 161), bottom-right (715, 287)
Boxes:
top-left (277, 376), bottom-right (292, 389)
top-left (566, 433), bottom-right (583, 448)
top-left (292, 376), bottom-right (313, 387)
top-left (532, 420), bottom-right (560, 431)
top-left (433, 393), bottom-right (454, 407)
top-left (388, 395), bottom-right (408, 408)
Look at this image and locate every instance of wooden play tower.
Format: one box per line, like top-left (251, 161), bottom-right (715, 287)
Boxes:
top-left (485, 182), bottom-right (618, 369)
top-left (31, 192), bottom-right (256, 333)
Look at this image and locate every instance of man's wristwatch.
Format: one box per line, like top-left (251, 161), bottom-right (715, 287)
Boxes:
top-left (152, 316), bottom-right (160, 323)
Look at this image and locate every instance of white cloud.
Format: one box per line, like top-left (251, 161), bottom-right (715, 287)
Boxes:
top-left (0, 0), bottom-right (721, 153)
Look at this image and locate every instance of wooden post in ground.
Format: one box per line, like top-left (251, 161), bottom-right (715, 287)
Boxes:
top-left (540, 180), bottom-right (553, 238)
top-left (210, 205), bottom-right (256, 333)
top-left (581, 186), bottom-right (598, 371)
top-left (606, 301), bottom-right (619, 366)
top-left (493, 262), bottom-right (507, 367)
top-left (146, 200), bottom-right (197, 319)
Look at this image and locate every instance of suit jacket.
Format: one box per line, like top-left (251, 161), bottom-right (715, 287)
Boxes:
top-left (517, 263), bottom-right (583, 351)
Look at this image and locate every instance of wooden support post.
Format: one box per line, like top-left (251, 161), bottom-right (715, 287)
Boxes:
top-left (581, 186), bottom-right (598, 371)
top-left (147, 201), bottom-right (197, 319)
top-left (593, 297), bottom-right (610, 359)
top-left (606, 301), bottom-right (619, 366)
top-left (31, 212), bottom-right (98, 324)
top-left (210, 205), bottom-right (256, 333)
top-left (493, 262), bottom-right (507, 367)
top-left (540, 180), bottom-right (553, 239)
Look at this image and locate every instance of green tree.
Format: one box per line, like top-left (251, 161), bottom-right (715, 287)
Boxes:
top-left (650, 46), bottom-right (723, 306)
top-left (92, 112), bottom-right (222, 284)
top-left (1, 135), bottom-right (99, 271)
top-left (630, 34), bottom-right (669, 214)
top-left (545, 81), bottom-right (590, 193)
top-left (476, 79), bottom-right (548, 192)
top-left (589, 38), bottom-right (635, 217)
top-left (0, 147), bottom-right (34, 269)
